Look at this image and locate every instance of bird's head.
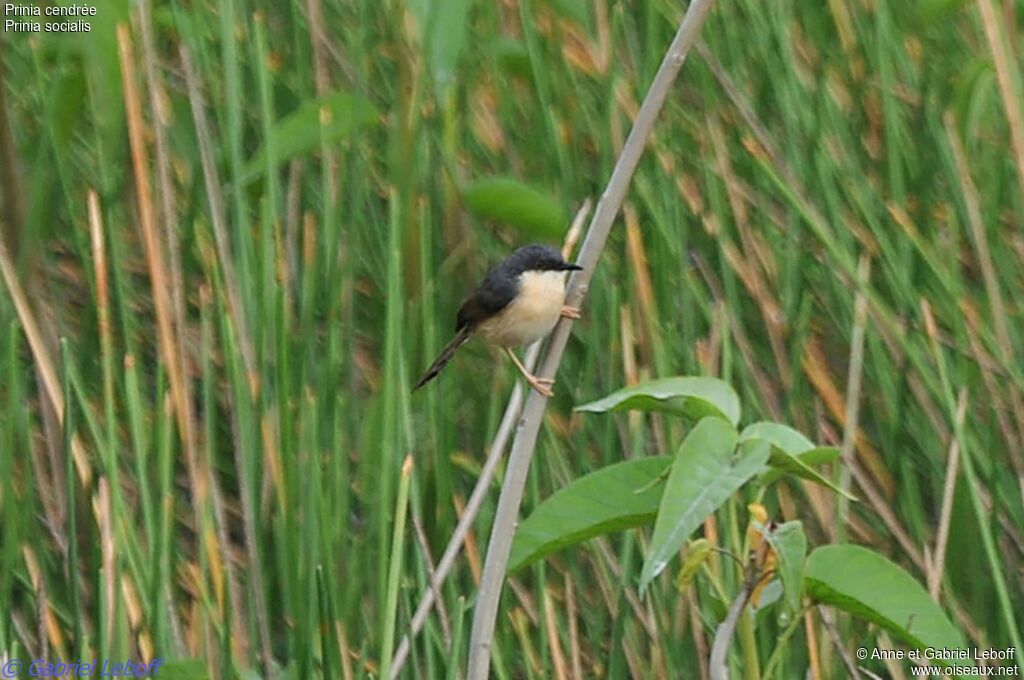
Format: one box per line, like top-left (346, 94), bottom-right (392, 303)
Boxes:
top-left (506, 244), bottom-right (582, 276)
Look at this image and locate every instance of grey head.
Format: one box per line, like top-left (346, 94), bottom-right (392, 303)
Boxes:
top-left (500, 244), bottom-right (582, 277)
top-left (455, 244), bottom-right (581, 331)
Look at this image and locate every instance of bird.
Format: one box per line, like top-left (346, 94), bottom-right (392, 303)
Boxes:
top-left (413, 244), bottom-right (582, 397)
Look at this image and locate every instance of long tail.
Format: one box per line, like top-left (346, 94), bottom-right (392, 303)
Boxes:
top-left (413, 326), bottom-right (472, 391)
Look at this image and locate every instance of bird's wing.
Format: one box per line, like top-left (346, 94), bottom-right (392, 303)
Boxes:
top-left (455, 269), bottom-right (517, 331)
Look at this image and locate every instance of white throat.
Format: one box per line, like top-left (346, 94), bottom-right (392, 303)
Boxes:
top-left (476, 269), bottom-right (567, 348)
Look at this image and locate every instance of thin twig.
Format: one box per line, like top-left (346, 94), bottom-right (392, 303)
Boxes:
top-left (709, 565), bottom-right (755, 680)
top-left (929, 389), bottom-right (967, 599)
top-left (467, 2), bottom-right (717, 676)
top-left (389, 203), bottom-right (592, 678)
top-left (818, 606), bottom-right (862, 679)
top-left (564, 572), bottom-right (582, 680)
top-left (410, 508), bottom-right (452, 647)
top-left (837, 255), bottom-right (871, 537)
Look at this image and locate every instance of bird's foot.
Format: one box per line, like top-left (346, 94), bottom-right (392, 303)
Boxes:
top-left (527, 374), bottom-right (555, 398)
top-left (561, 304), bottom-right (582, 320)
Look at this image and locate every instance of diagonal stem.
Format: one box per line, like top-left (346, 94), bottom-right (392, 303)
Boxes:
top-left (466, 1), bottom-right (718, 676)
top-left (389, 203), bottom-right (590, 679)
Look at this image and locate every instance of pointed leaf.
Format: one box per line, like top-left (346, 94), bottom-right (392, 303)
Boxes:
top-left (640, 418), bottom-right (768, 593)
top-left (462, 177), bottom-right (567, 239)
top-left (508, 456), bottom-right (671, 572)
top-left (242, 91), bottom-right (378, 183)
top-left (407, 0), bottom-right (471, 95)
top-left (576, 377), bottom-right (740, 426)
top-left (759, 446), bottom-right (840, 486)
top-left (806, 545), bottom-right (965, 658)
top-left (740, 422), bottom-right (814, 454)
top-left (427, 0), bottom-right (470, 95)
top-left (764, 521), bottom-right (806, 614)
top-left (739, 423), bottom-right (845, 495)
top-left (762, 448), bottom-right (853, 500)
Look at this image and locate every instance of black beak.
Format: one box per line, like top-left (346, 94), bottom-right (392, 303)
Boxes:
top-left (562, 262), bottom-right (583, 271)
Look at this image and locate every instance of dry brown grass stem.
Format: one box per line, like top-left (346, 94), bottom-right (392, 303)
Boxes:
top-left (119, 23), bottom-right (248, 658)
top-left (929, 388), bottom-right (968, 600)
top-left (0, 220), bottom-right (90, 489)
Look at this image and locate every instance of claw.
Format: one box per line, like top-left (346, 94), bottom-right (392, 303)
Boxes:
top-left (527, 374), bottom-right (555, 398)
top-left (561, 305), bottom-right (582, 320)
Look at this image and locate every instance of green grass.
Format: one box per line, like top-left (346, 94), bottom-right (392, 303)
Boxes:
top-left (1, 0), bottom-right (1022, 677)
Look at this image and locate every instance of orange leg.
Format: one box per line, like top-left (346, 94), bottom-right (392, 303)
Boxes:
top-left (504, 348), bottom-right (554, 398)
top-left (561, 304), bottom-right (582, 320)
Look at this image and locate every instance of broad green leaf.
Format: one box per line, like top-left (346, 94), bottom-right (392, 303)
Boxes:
top-left (407, 0), bottom-right (471, 96)
top-left (509, 456), bottom-right (671, 572)
top-left (640, 418), bottom-right (767, 593)
top-left (576, 377), bottom-right (740, 426)
top-left (761, 448), bottom-right (853, 500)
top-left (241, 91), bottom-right (378, 183)
top-left (740, 422), bottom-right (814, 454)
top-left (764, 521), bottom-right (806, 614)
top-left (429, 0), bottom-right (470, 95)
top-left (461, 177), bottom-right (567, 239)
top-left (806, 545), bottom-right (965, 658)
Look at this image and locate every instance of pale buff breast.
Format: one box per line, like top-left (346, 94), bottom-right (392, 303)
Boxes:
top-left (476, 270), bottom-right (567, 348)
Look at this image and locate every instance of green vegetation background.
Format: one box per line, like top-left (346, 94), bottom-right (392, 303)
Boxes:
top-left (0, 0), bottom-right (1021, 677)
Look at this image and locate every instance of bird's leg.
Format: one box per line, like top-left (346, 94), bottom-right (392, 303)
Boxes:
top-left (504, 348), bottom-right (554, 398)
top-left (561, 304), bottom-right (582, 320)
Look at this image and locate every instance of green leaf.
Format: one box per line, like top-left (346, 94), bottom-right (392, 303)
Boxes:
top-left (738, 423), bottom-right (845, 494)
top-left (407, 0), bottom-right (471, 96)
top-left (765, 521), bottom-right (806, 614)
top-left (806, 545), bottom-right (965, 659)
top-left (762, 448), bottom-right (853, 500)
top-left (674, 538), bottom-right (713, 591)
top-left (740, 422), bottom-right (814, 454)
top-left (428, 0), bottom-right (470, 95)
top-left (241, 91), bottom-right (378, 183)
top-left (461, 177), bottom-right (567, 239)
top-left (640, 418), bottom-right (767, 593)
top-left (509, 456), bottom-right (671, 572)
top-left (576, 377), bottom-right (741, 426)
top-left (761, 446), bottom-right (840, 482)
